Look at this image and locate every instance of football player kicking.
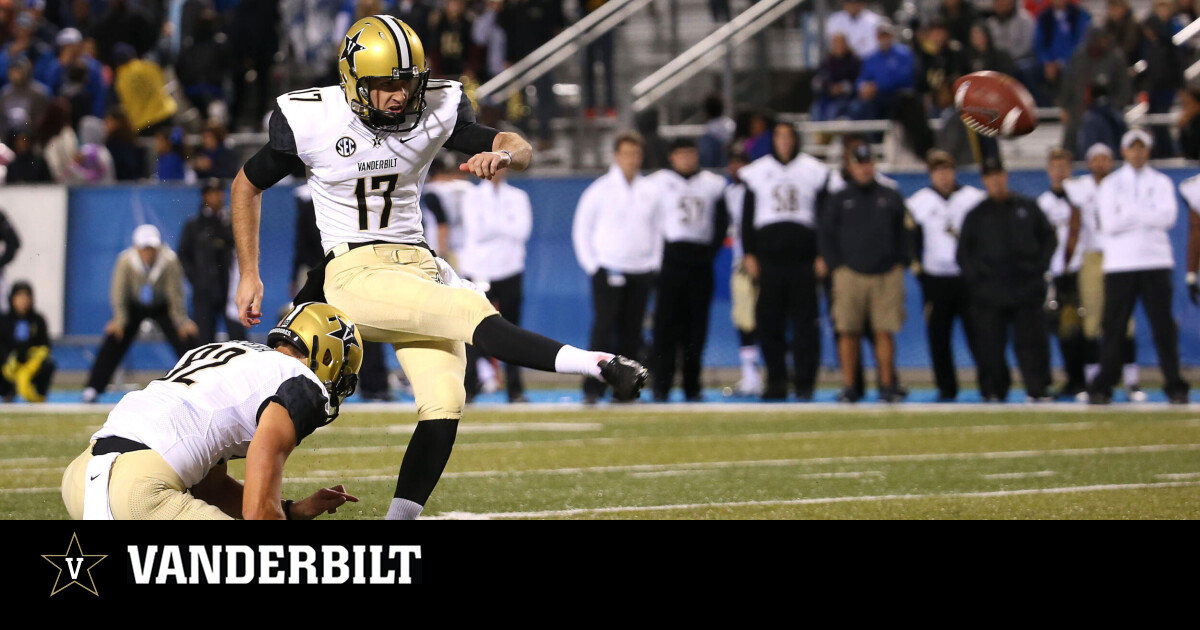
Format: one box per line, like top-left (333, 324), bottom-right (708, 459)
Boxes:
top-left (62, 303), bottom-right (364, 520)
top-left (231, 15), bottom-right (648, 520)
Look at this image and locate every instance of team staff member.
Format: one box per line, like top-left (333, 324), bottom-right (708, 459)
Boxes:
top-left (1064, 143), bottom-right (1142, 398)
top-left (1182, 173), bottom-right (1200, 307)
top-left (724, 148), bottom-right (762, 395)
top-left (739, 122), bottom-right (830, 400)
top-left (906, 149), bottom-right (985, 401)
top-left (179, 178), bottom-right (245, 345)
top-left (573, 131), bottom-right (659, 403)
top-left (0, 282), bottom-right (54, 402)
top-left (821, 144), bottom-right (909, 403)
top-left (83, 225), bottom-right (199, 403)
top-left (63, 303), bottom-right (362, 520)
top-left (1088, 129), bottom-right (1189, 404)
top-left (1037, 148), bottom-right (1086, 397)
top-left (460, 169), bottom-right (533, 403)
top-left (957, 157), bottom-right (1056, 402)
top-left (645, 138), bottom-right (729, 402)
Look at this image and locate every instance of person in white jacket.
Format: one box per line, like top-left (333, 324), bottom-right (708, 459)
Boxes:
top-left (573, 131), bottom-right (660, 403)
top-left (460, 170), bottom-right (533, 402)
top-left (1088, 129), bottom-right (1189, 404)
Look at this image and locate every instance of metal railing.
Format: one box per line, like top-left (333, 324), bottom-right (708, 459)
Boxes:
top-left (631, 0), bottom-right (807, 112)
top-left (474, 0), bottom-right (655, 105)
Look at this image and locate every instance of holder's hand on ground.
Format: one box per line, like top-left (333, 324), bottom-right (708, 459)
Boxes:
top-left (236, 275), bottom-right (265, 327)
top-left (294, 484), bottom-right (359, 519)
top-left (459, 151), bottom-right (512, 180)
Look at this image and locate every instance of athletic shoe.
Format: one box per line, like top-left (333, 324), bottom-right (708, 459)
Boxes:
top-left (81, 387), bottom-right (98, 404)
top-left (794, 390), bottom-right (814, 402)
top-left (734, 374), bottom-right (763, 396)
top-left (582, 392), bottom-right (599, 406)
top-left (1026, 394), bottom-right (1054, 403)
top-left (761, 386), bottom-right (788, 401)
top-left (1168, 391), bottom-right (1190, 405)
top-left (1087, 391), bottom-right (1113, 405)
top-left (599, 356), bottom-right (648, 402)
top-left (879, 387), bottom-right (906, 403)
top-left (836, 387), bottom-right (862, 403)
top-left (1127, 386), bottom-right (1148, 403)
top-left (508, 394), bottom-right (530, 404)
top-left (685, 394), bottom-right (704, 403)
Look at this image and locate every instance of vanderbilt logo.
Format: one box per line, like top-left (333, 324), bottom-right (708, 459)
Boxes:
top-left (42, 533), bottom-right (107, 596)
top-left (336, 137), bottom-right (357, 158)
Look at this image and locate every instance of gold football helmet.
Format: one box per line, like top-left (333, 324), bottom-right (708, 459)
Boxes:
top-left (337, 14), bottom-right (429, 133)
top-left (268, 302), bottom-right (364, 418)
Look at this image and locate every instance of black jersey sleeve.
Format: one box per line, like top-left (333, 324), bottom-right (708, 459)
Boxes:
top-left (241, 106), bottom-right (306, 190)
top-left (257, 375), bottom-right (331, 444)
top-left (443, 89), bottom-right (499, 155)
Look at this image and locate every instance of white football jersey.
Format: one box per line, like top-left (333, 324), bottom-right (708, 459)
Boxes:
top-left (1038, 188), bottom-right (1084, 277)
top-left (92, 342), bottom-right (331, 488)
top-left (1062, 175), bottom-right (1102, 254)
top-left (906, 185), bottom-right (986, 277)
top-left (1180, 174), bottom-right (1200, 216)
top-left (423, 177), bottom-right (475, 253)
top-left (642, 169), bottom-right (728, 245)
top-left (272, 80), bottom-right (478, 253)
top-left (737, 153), bottom-right (830, 229)
top-left (825, 169), bottom-right (898, 194)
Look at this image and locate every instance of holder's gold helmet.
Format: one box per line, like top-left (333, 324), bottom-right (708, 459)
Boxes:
top-left (337, 14), bottom-right (430, 133)
top-left (268, 303), bottom-right (364, 418)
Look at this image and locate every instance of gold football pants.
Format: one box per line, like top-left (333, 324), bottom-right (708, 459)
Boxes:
top-left (62, 442), bottom-right (231, 520)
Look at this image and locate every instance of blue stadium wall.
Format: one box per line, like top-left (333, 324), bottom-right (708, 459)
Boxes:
top-left (57, 168), bottom-right (1200, 372)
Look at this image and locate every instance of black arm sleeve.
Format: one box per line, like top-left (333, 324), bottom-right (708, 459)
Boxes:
top-left (443, 89), bottom-right (500, 155)
top-left (258, 375), bottom-right (331, 444)
top-left (242, 106), bottom-right (305, 190)
top-left (0, 211), bottom-right (20, 269)
top-left (742, 189), bottom-right (757, 256)
top-left (710, 197), bottom-right (730, 253)
top-left (423, 192), bottom-right (448, 224)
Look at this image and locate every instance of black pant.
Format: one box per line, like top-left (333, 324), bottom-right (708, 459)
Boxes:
top-left (920, 274), bottom-right (977, 399)
top-left (970, 300), bottom-right (1051, 400)
top-left (758, 258), bottom-right (820, 396)
top-left (1051, 273), bottom-right (1086, 390)
top-left (1091, 269), bottom-right (1188, 397)
top-left (192, 291), bottom-right (246, 345)
top-left (653, 257), bottom-right (714, 399)
top-left (358, 342), bottom-right (391, 399)
top-left (86, 304), bottom-right (196, 393)
top-left (467, 273), bottom-right (526, 399)
top-left (584, 269), bottom-right (652, 397)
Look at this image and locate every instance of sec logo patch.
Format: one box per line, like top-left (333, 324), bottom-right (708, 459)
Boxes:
top-left (336, 137), bottom-right (357, 157)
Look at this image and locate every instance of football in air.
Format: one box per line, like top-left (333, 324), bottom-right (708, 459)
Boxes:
top-left (953, 71), bottom-right (1038, 138)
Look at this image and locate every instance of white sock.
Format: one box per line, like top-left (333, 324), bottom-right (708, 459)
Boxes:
top-left (739, 346), bottom-right (759, 380)
top-left (1085, 364), bottom-right (1100, 385)
top-left (555, 345), bottom-right (611, 378)
top-left (1123, 364), bottom-right (1139, 388)
top-left (386, 498), bottom-right (424, 520)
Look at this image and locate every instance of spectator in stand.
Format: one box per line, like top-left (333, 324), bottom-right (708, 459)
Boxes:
top-left (741, 109), bottom-right (773, 161)
top-left (0, 281), bottom-right (54, 402)
top-left (155, 126), bottom-right (190, 182)
top-left (821, 144), bottom-right (909, 403)
top-left (92, 0), bottom-right (157, 65)
top-left (3, 130), bottom-right (50, 182)
top-left (0, 56), bottom-right (48, 134)
top-left (226, 0), bottom-right (279, 128)
top-left (66, 114), bottom-right (114, 184)
top-left (175, 8), bottom-right (232, 115)
top-left (937, 0), bottom-right (980, 45)
top-left (40, 27), bottom-right (104, 121)
top-left (699, 94), bottom-right (737, 167)
top-left (1061, 29), bottom-right (1130, 156)
top-left (1103, 0), bottom-right (1141, 61)
top-left (811, 33), bottom-right (860, 123)
top-left (179, 178), bottom-right (244, 345)
top-left (191, 121), bottom-right (238, 180)
top-left (104, 108), bottom-right (144, 180)
top-left (112, 43), bottom-right (177, 135)
top-left (581, 0), bottom-right (616, 118)
top-left (395, 0), bottom-right (432, 46)
top-left (1075, 80), bottom-right (1128, 157)
top-left (429, 0), bottom-right (477, 79)
top-left (827, 0), bottom-right (881, 59)
top-left (471, 0), bottom-right (505, 83)
top-left (1034, 0), bottom-right (1091, 105)
top-left (988, 0), bottom-right (1039, 99)
top-left (1141, 0), bottom-right (1187, 158)
top-left (851, 20), bottom-right (915, 121)
top-left (500, 0), bottom-right (564, 147)
top-left (37, 97), bottom-right (76, 183)
top-left (0, 3), bottom-right (15, 49)
top-left (915, 17), bottom-right (963, 105)
top-left (82, 224), bottom-right (198, 403)
top-left (957, 156), bottom-right (1057, 402)
top-left (1088, 129), bottom-right (1189, 405)
top-left (1179, 86), bottom-right (1200, 160)
top-left (1, 10), bottom-right (52, 89)
top-left (964, 23), bottom-right (1019, 77)
top-left (68, 0), bottom-right (99, 38)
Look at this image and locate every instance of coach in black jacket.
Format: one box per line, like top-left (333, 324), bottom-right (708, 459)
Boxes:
top-left (957, 157), bottom-right (1057, 401)
top-left (178, 179), bottom-right (244, 344)
top-left (821, 145), bottom-right (910, 403)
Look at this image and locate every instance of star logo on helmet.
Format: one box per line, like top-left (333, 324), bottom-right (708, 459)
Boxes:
top-left (340, 28), bottom-right (368, 75)
top-left (327, 315), bottom-right (360, 350)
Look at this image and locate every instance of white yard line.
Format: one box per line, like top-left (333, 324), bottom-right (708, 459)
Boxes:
top-left (320, 422), bottom-right (604, 436)
top-left (1154, 472), bottom-right (1200, 480)
top-left (0, 486), bottom-right (58, 494)
top-left (428, 480), bottom-right (1200, 519)
top-left (0, 467), bottom-right (67, 476)
top-left (982, 471), bottom-right (1058, 480)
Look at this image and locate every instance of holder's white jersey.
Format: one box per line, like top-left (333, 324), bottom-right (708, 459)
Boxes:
top-left (642, 169), bottom-right (729, 245)
top-left (92, 342), bottom-right (331, 488)
top-left (270, 80), bottom-right (481, 254)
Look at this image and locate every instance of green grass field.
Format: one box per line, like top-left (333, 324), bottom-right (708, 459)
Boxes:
top-left (3, 403), bottom-right (1200, 519)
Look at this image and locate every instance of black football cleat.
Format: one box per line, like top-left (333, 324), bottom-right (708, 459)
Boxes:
top-left (599, 356), bottom-right (648, 402)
